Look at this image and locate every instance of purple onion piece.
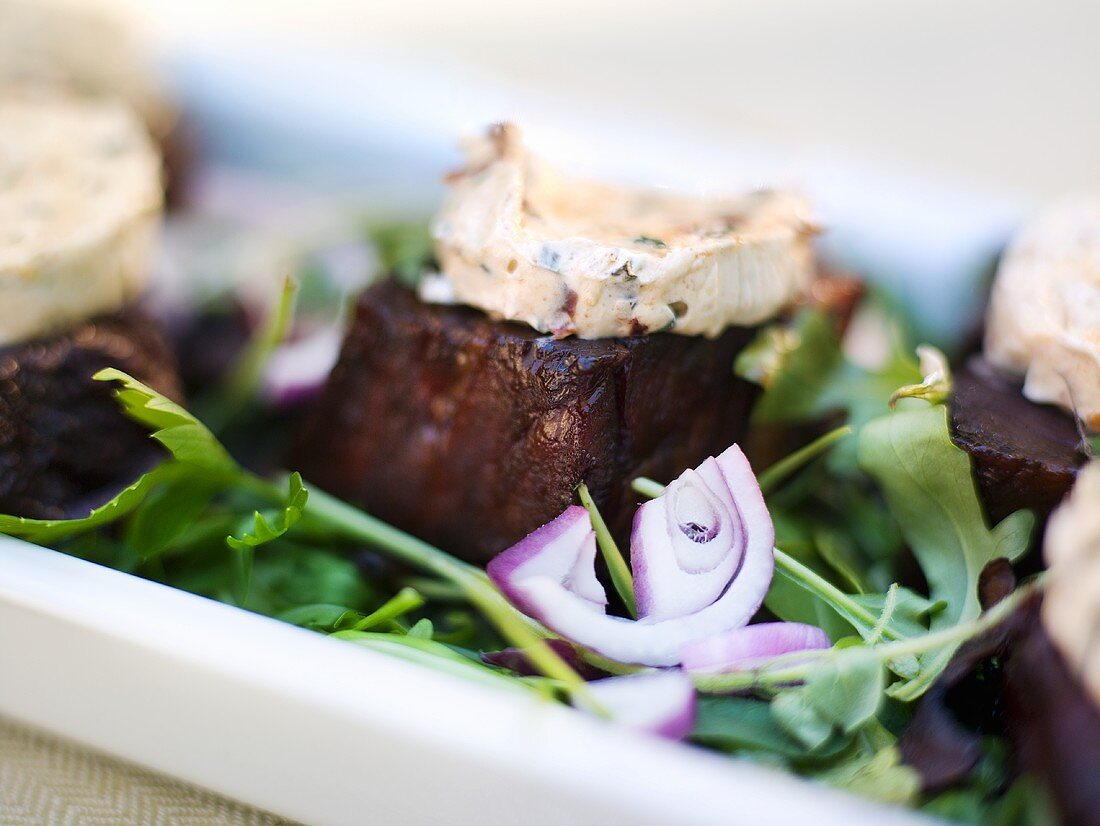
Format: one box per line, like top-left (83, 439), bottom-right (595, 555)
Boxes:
top-left (262, 326), bottom-right (343, 408)
top-left (583, 671), bottom-right (697, 740)
top-left (680, 622), bottom-right (831, 675)
top-left (486, 506), bottom-right (606, 618)
top-left (487, 444), bottom-right (775, 667)
top-left (633, 459), bottom-right (744, 621)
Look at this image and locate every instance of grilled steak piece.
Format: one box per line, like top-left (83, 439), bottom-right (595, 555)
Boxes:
top-left (0, 309), bottom-right (183, 519)
top-left (295, 280), bottom-right (760, 564)
top-left (1002, 597), bottom-right (1100, 826)
top-left (949, 358), bottom-right (1087, 523)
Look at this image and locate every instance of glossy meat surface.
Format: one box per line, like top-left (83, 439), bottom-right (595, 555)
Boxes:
top-left (295, 280), bottom-right (759, 563)
top-left (0, 309), bottom-right (182, 518)
top-left (949, 358), bottom-right (1086, 523)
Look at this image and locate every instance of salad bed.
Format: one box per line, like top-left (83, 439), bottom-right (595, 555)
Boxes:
top-left (0, 228), bottom-right (1064, 825)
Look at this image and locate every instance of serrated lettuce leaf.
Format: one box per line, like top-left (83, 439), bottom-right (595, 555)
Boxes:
top-left (858, 404), bottom-right (1034, 699)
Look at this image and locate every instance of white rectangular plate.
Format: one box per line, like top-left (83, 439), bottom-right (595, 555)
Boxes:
top-left (0, 28), bottom-right (1001, 824)
top-left (0, 537), bottom-right (934, 826)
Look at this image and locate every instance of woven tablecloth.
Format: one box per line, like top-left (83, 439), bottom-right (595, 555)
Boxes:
top-left (0, 716), bottom-right (293, 825)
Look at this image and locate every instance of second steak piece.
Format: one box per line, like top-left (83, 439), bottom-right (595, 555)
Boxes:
top-left (0, 308), bottom-right (183, 519)
top-left (949, 357), bottom-right (1087, 524)
top-left (295, 280), bottom-right (760, 564)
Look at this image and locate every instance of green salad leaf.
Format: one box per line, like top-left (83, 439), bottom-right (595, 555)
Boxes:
top-left (95, 368), bottom-right (239, 476)
top-left (367, 219), bottom-right (435, 287)
top-left (0, 263), bottom-right (1050, 824)
top-left (858, 404), bottom-right (1034, 699)
top-left (226, 472), bottom-right (309, 553)
top-left (0, 463), bottom-right (182, 544)
top-left (814, 745), bottom-right (920, 805)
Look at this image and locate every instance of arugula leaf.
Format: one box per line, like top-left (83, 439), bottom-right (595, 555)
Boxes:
top-left (225, 473), bottom-right (309, 604)
top-left (168, 540), bottom-right (374, 618)
top-left (693, 696), bottom-right (848, 761)
top-left (770, 691), bottom-right (835, 750)
top-left (814, 745), bottom-right (920, 805)
top-left (124, 475), bottom-right (220, 561)
top-left (406, 618), bottom-right (434, 639)
top-left (93, 368), bottom-right (238, 476)
top-left (333, 630), bottom-right (530, 692)
top-left (226, 473), bottom-right (308, 552)
top-left (737, 309), bottom-right (843, 424)
top-left (277, 603), bottom-right (361, 631)
top-left (736, 304), bottom-right (921, 472)
top-left (858, 404), bottom-right (1035, 699)
top-left (367, 219), bottom-right (435, 287)
top-left (576, 482), bottom-right (636, 617)
top-left (0, 463), bottom-right (181, 543)
top-left (800, 653), bottom-right (885, 734)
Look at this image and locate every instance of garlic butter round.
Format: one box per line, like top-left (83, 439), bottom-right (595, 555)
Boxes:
top-left (1043, 460), bottom-right (1100, 706)
top-left (984, 199), bottom-right (1100, 431)
top-left (0, 96), bottom-right (163, 346)
top-left (427, 124), bottom-right (818, 339)
top-left (0, 0), bottom-right (176, 139)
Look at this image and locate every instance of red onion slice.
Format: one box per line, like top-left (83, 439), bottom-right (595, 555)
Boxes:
top-left (263, 326), bottom-right (343, 407)
top-left (633, 458), bottom-right (744, 620)
top-left (486, 506), bottom-right (607, 618)
top-left (488, 445), bottom-right (775, 667)
top-left (584, 671), bottom-right (697, 740)
top-left (680, 622), bottom-right (831, 675)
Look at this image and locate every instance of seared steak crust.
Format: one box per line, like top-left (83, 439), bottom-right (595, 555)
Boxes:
top-left (0, 309), bottom-right (182, 519)
top-left (949, 358), bottom-right (1086, 523)
top-left (295, 280), bottom-right (759, 563)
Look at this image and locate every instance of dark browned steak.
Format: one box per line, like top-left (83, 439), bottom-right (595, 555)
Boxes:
top-left (949, 358), bottom-right (1087, 523)
top-left (0, 309), bottom-right (183, 519)
top-left (1002, 597), bottom-right (1100, 826)
top-left (294, 280), bottom-right (759, 564)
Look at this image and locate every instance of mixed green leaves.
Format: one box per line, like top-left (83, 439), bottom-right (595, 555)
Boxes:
top-left (718, 300), bottom-right (1043, 811)
top-left (367, 219), bottom-right (435, 287)
top-left (859, 405), bottom-right (1033, 699)
top-left (1, 361), bottom-right (588, 698)
top-left (0, 278), bottom-right (1047, 821)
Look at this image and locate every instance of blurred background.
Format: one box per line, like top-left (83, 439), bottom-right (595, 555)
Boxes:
top-left (32, 0), bottom-right (1100, 338)
top-left (93, 0), bottom-right (1100, 198)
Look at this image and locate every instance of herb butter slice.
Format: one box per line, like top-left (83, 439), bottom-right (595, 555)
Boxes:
top-left (428, 124), bottom-right (817, 339)
top-left (0, 95), bottom-right (163, 346)
top-left (1043, 460), bottom-right (1100, 707)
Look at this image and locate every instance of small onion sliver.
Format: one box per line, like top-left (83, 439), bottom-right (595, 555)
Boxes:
top-left (263, 326), bottom-right (343, 408)
top-left (487, 506), bottom-right (606, 617)
top-left (680, 622), bottom-right (831, 675)
top-left (633, 456), bottom-right (744, 621)
top-left (490, 445), bottom-right (774, 667)
top-left (583, 671), bottom-right (697, 740)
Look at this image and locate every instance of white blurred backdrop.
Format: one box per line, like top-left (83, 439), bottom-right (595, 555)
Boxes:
top-left (97, 0), bottom-right (1100, 200)
top-left (60, 0), bottom-right (1100, 341)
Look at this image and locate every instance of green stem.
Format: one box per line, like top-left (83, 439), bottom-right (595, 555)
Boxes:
top-left (296, 481), bottom-right (597, 705)
top-left (774, 548), bottom-right (903, 641)
top-left (693, 581), bottom-right (1035, 694)
top-left (223, 278), bottom-right (298, 417)
top-left (631, 477), bottom-right (666, 499)
top-left (351, 586), bottom-right (425, 631)
top-left (576, 483), bottom-right (637, 618)
top-left (757, 426), bottom-right (853, 494)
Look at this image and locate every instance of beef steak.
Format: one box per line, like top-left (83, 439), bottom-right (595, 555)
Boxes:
top-left (295, 280), bottom-right (760, 563)
top-left (0, 308), bottom-right (183, 519)
top-left (949, 357), bottom-right (1087, 523)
